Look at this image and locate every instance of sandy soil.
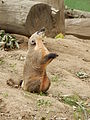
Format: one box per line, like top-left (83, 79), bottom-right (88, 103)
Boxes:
top-left (0, 35), bottom-right (90, 120)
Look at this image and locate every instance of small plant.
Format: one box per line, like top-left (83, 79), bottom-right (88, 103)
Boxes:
top-left (0, 58), bottom-right (4, 65)
top-left (9, 63), bottom-right (17, 71)
top-left (76, 71), bottom-right (89, 79)
top-left (55, 33), bottom-right (64, 39)
top-left (39, 92), bottom-right (48, 96)
top-left (9, 63), bottom-right (16, 68)
top-left (51, 75), bottom-right (59, 82)
top-left (0, 30), bottom-right (19, 50)
top-left (37, 99), bottom-right (51, 107)
top-left (60, 94), bottom-right (89, 120)
top-left (3, 92), bottom-right (8, 98)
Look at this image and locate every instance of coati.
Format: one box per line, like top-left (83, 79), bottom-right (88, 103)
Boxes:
top-left (7, 28), bottom-right (58, 93)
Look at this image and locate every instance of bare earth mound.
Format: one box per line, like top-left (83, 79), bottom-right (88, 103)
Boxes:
top-left (0, 35), bottom-right (90, 120)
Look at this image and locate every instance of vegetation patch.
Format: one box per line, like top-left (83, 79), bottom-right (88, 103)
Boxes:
top-left (37, 99), bottom-right (51, 107)
top-left (39, 92), bottom-right (48, 96)
top-left (76, 71), bottom-right (89, 79)
top-left (0, 58), bottom-right (5, 65)
top-left (2, 92), bottom-right (8, 98)
top-left (0, 30), bottom-right (19, 50)
top-left (58, 94), bottom-right (90, 120)
top-left (51, 75), bottom-right (59, 82)
top-left (55, 33), bottom-right (64, 39)
top-left (64, 0), bottom-right (90, 12)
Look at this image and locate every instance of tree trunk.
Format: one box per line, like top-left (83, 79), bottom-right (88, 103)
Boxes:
top-left (0, 0), bottom-right (65, 37)
top-left (32, 0), bottom-right (65, 35)
top-left (31, 0), bottom-right (63, 10)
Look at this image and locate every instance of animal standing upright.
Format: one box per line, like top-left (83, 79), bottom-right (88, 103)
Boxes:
top-left (22, 28), bottom-right (58, 93)
top-left (7, 28), bottom-right (58, 93)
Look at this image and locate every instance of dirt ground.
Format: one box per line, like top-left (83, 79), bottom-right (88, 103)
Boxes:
top-left (0, 34), bottom-right (90, 120)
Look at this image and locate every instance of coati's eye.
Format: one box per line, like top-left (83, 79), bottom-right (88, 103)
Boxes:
top-left (30, 39), bottom-right (36, 45)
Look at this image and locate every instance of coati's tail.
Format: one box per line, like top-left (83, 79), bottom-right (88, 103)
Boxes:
top-left (41, 53), bottom-right (58, 64)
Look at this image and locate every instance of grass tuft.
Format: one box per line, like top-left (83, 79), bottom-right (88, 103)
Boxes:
top-left (37, 99), bottom-right (51, 107)
top-left (51, 75), bottom-right (59, 82)
top-left (59, 94), bottom-right (89, 120)
top-left (64, 0), bottom-right (90, 12)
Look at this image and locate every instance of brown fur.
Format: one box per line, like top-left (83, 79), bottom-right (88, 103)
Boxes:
top-left (7, 28), bottom-right (58, 93)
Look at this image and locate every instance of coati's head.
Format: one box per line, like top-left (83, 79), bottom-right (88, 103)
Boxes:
top-left (28, 27), bottom-right (45, 48)
top-left (28, 28), bottom-right (58, 70)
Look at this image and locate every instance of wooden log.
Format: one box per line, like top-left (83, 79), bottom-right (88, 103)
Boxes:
top-left (31, 0), bottom-right (63, 10)
top-left (65, 18), bottom-right (90, 39)
top-left (65, 8), bottom-right (90, 18)
top-left (73, 9), bottom-right (90, 18)
top-left (0, 0), bottom-right (65, 37)
top-left (32, 0), bottom-right (65, 35)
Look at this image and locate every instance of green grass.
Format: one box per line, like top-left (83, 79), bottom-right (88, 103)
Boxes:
top-left (64, 0), bottom-right (90, 12)
top-left (60, 94), bottom-right (89, 120)
top-left (51, 75), bottom-right (59, 82)
top-left (0, 58), bottom-right (4, 65)
top-left (37, 99), bottom-right (51, 107)
top-left (3, 92), bottom-right (8, 98)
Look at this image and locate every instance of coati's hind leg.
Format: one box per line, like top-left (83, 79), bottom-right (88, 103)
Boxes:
top-left (7, 79), bottom-right (23, 88)
top-left (22, 80), bottom-right (41, 93)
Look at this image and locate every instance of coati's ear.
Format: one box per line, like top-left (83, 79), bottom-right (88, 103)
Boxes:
top-left (41, 53), bottom-right (58, 64)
